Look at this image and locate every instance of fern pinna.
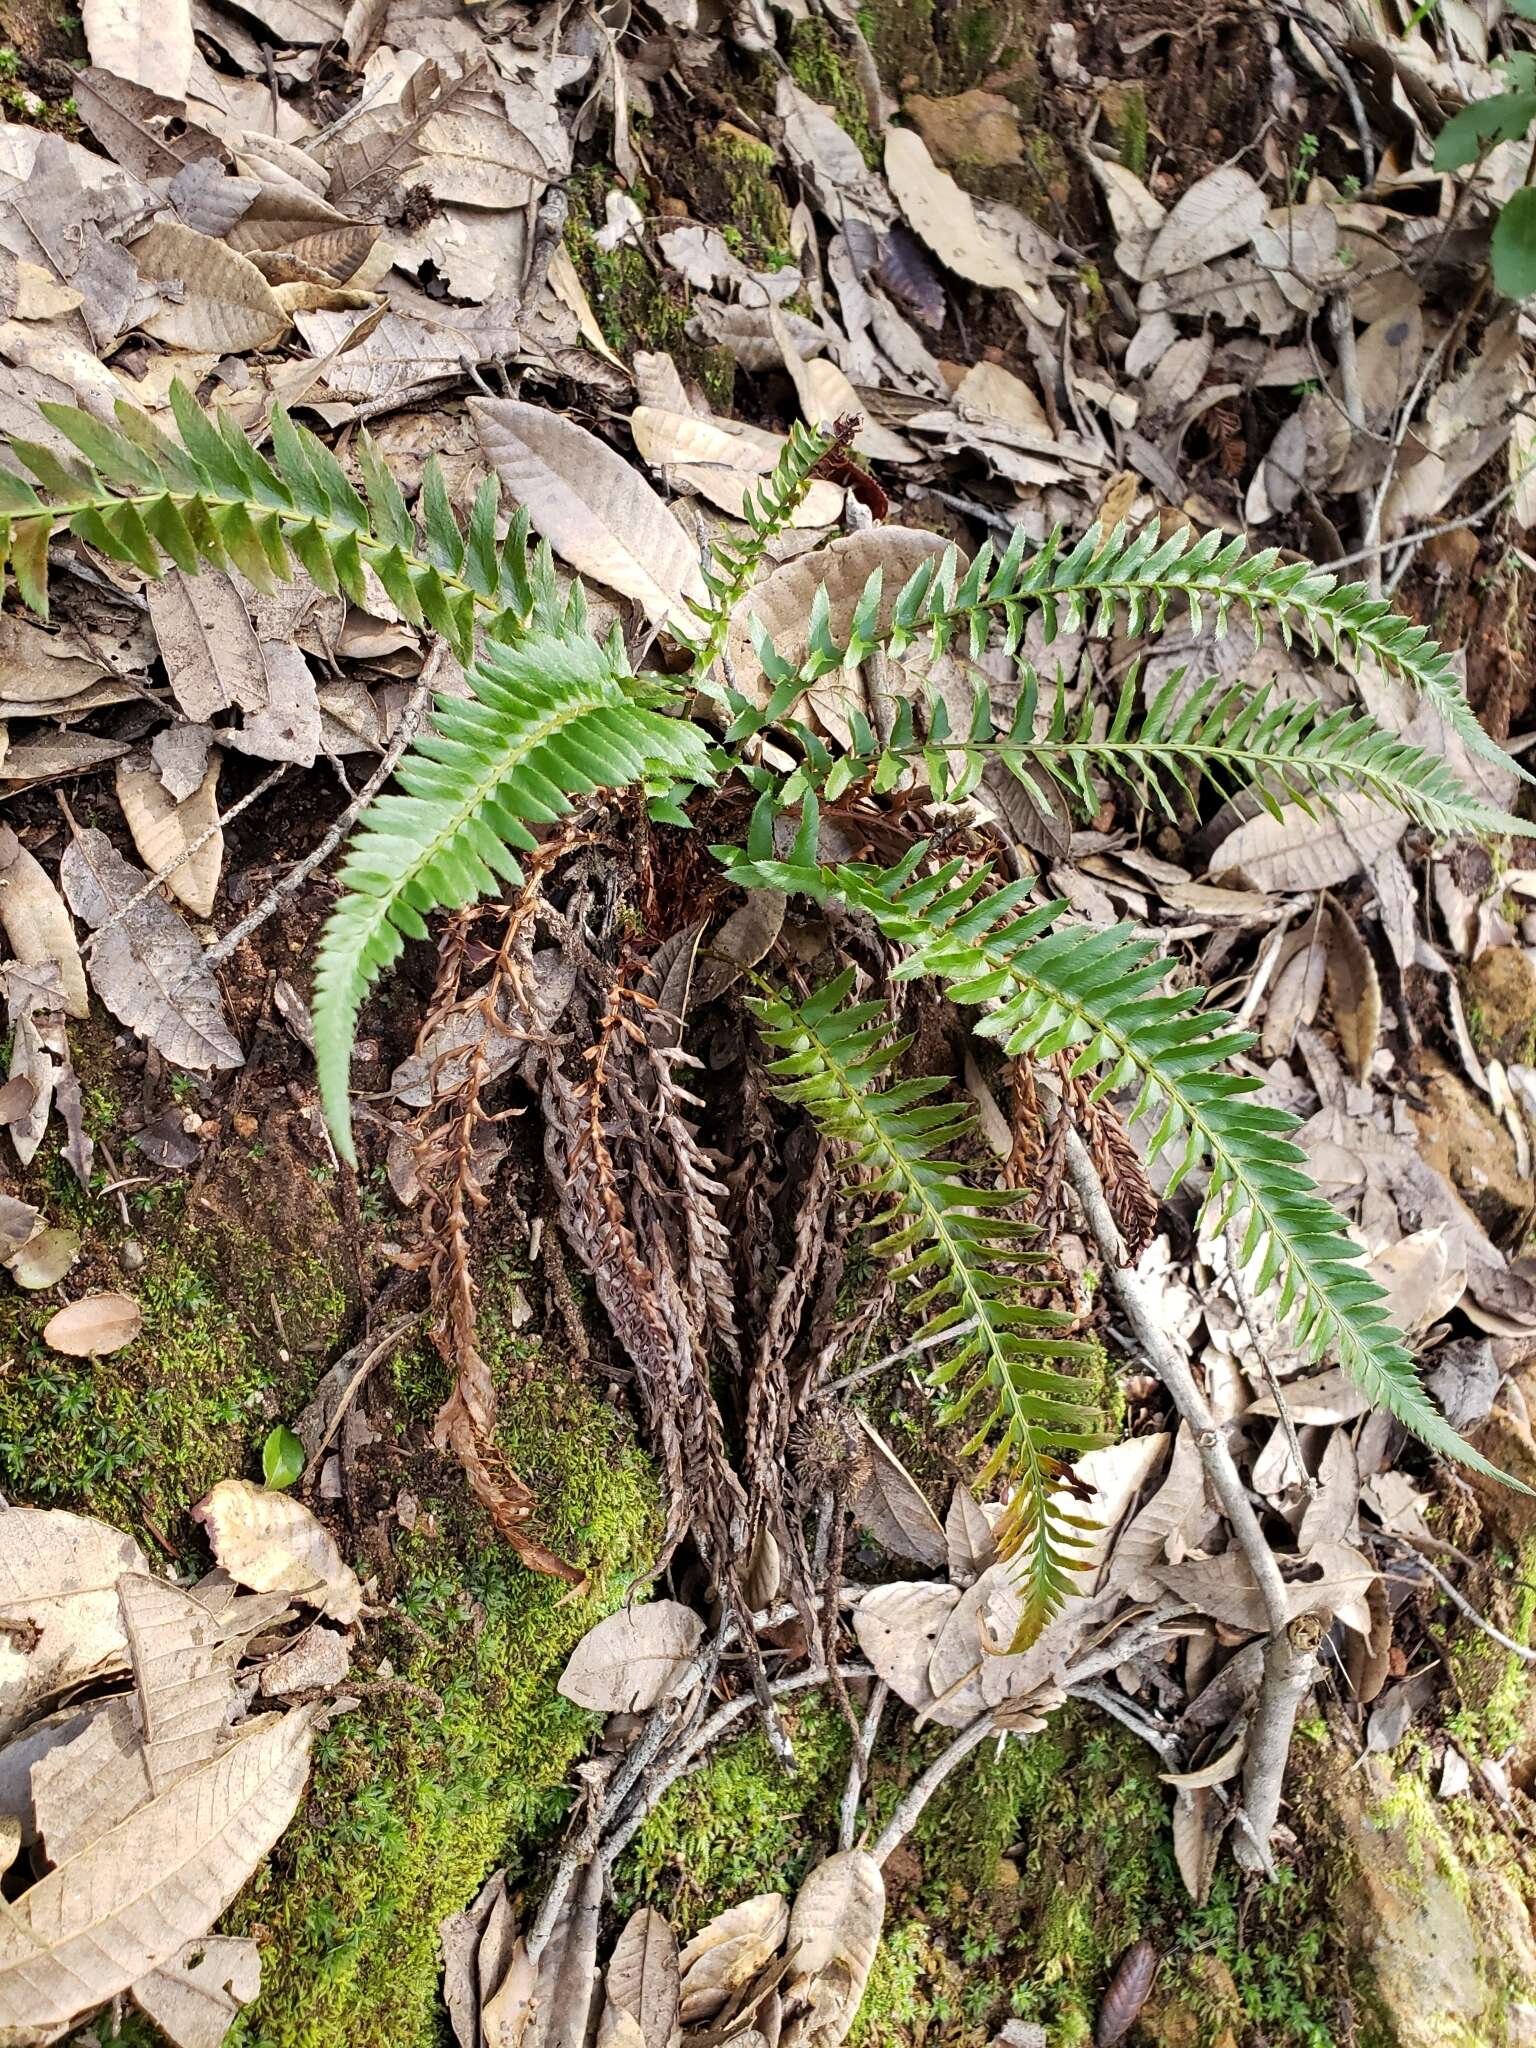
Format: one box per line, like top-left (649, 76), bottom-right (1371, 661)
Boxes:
top-left (3, 385), bottom-right (1528, 1640)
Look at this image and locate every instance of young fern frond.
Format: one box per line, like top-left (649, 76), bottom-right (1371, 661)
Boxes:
top-left (314, 620), bottom-right (713, 1162)
top-left (741, 519), bottom-right (1524, 782)
top-left (750, 667), bottom-right (1531, 840)
top-left (0, 385), bottom-right (548, 658)
top-left (748, 969), bottom-right (1105, 1645)
top-left (682, 419), bottom-right (837, 688)
top-left (720, 828), bottom-right (1524, 1489)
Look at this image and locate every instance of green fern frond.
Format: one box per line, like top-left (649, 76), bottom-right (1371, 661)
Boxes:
top-left (748, 968), bottom-right (1105, 1645)
top-left (722, 829), bottom-right (1524, 1490)
top-left (0, 384), bottom-right (551, 659)
top-left (752, 667), bottom-right (1531, 840)
top-left (682, 419), bottom-right (837, 689)
top-left (739, 518), bottom-right (1522, 783)
top-left (315, 622), bottom-right (713, 1163)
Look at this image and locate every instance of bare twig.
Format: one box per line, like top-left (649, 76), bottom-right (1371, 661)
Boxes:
top-left (839, 1678), bottom-right (889, 1851)
top-left (1056, 1115), bottom-right (1315, 1872)
top-left (204, 665), bottom-right (435, 970)
top-left (1381, 1537), bottom-right (1536, 1664)
top-left (869, 1709), bottom-right (1000, 1864)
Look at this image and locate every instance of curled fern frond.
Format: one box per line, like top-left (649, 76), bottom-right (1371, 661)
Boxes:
top-left (757, 666), bottom-right (1531, 840)
top-left (0, 385), bottom-right (548, 658)
top-left (742, 518), bottom-right (1523, 784)
top-left (722, 831), bottom-right (1524, 1490)
top-left (683, 418), bottom-right (838, 689)
top-left (747, 968), bottom-right (1105, 1645)
top-left (315, 623), bottom-right (713, 1162)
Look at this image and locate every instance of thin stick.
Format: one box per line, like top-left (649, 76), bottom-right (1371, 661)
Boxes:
top-left (869, 1709), bottom-right (1000, 1864)
top-left (1057, 1118), bottom-right (1315, 1872)
top-left (824, 1318), bottom-right (977, 1395)
top-left (1382, 1540), bottom-right (1536, 1664)
top-left (299, 1316), bottom-right (417, 1487)
top-left (204, 666), bottom-right (434, 970)
top-left (74, 765), bottom-right (288, 952)
top-left (839, 1678), bottom-right (889, 1851)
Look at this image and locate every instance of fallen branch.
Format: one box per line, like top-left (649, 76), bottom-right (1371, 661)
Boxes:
top-left (869, 1708), bottom-right (999, 1864)
top-left (1056, 1115), bottom-right (1316, 1874)
top-left (839, 1678), bottom-right (889, 1851)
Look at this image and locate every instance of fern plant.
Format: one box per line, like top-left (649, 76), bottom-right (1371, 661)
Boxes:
top-left (5, 388), bottom-right (1529, 1643)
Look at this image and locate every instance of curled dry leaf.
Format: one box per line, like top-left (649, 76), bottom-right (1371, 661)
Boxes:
top-left (130, 1935), bottom-right (262, 2048)
top-left (944, 1485), bottom-right (998, 1587)
top-left (1324, 905), bottom-right (1382, 1084)
top-left (851, 1581), bottom-right (960, 1716)
top-left (0, 826), bottom-right (89, 1018)
top-left (116, 752), bottom-right (224, 921)
top-left (43, 1290), bottom-right (142, 1357)
top-left (557, 1600), bottom-right (704, 1713)
top-left (130, 222), bottom-right (291, 353)
top-left (780, 1850), bottom-right (884, 2048)
top-left (678, 1894), bottom-right (789, 2025)
top-left (5, 1224), bottom-right (82, 1289)
top-left (191, 1480), bottom-right (363, 1625)
top-left (0, 1507), bottom-right (147, 1739)
top-left (471, 398), bottom-right (705, 633)
top-left (59, 829), bottom-right (244, 1073)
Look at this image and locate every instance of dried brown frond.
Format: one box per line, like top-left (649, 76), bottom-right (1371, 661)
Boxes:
top-left (1075, 1088), bottom-right (1161, 1262)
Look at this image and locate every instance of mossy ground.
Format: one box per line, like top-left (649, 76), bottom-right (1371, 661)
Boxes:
top-left (786, 19), bottom-right (878, 166)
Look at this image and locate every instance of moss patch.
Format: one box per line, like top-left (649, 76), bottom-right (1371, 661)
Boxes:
top-left (228, 1355), bottom-right (660, 2048)
top-left (862, 0), bottom-right (1037, 103)
top-left (787, 19), bottom-right (878, 166)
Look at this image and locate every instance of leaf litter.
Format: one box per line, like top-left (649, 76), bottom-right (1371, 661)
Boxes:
top-left (1, 0), bottom-right (1536, 2038)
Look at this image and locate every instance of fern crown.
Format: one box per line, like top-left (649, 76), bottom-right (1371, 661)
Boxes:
top-left (7, 388), bottom-right (1529, 1641)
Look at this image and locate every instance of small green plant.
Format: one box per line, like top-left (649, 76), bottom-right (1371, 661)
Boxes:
top-left (263, 1423), bottom-right (305, 1489)
top-left (1434, 32), bottom-right (1536, 297)
top-left (2, 391), bottom-right (1530, 1644)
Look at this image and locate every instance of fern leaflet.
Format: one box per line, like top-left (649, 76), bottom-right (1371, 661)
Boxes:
top-left (745, 666), bottom-right (1531, 841)
top-left (315, 620), bottom-right (713, 1161)
top-left (722, 830), bottom-right (1524, 1488)
top-left (748, 969), bottom-right (1105, 1644)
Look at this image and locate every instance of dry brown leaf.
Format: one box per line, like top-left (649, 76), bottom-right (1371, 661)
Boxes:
top-left (884, 127), bottom-right (1050, 313)
top-left (131, 1936), bottom-right (262, 2048)
top-left (43, 1291), bottom-right (142, 1358)
top-left (471, 399), bottom-right (704, 633)
top-left (726, 527), bottom-right (956, 744)
top-left (1208, 794), bottom-right (1405, 892)
top-left (0, 1706), bottom-right (313, 2042)
top-left (82, 0), bottom-right (193, 97)
top-left (4, 1225), bottom-right (82, 1289)
top-left (0, 615), bottom-right (106, 705)
top-left (768, 308), bottom-right (917, 466)
top-left (1260, 909), bottom-right (1331, 1058)
top-left (0, 1508), bottom-right (147, 1740)
top-left (1297, 1429), bottom-right (1360, 1551)
top-left (629, 406), bottom-right (843, 526)
top-left (850, 1581), bottom-right (959, 1716)
top-left (557, 1601), bottom-right (703, 1713)
top-left (1106, 1424), bottom-right (1211, 1599)
top-left (0, 826), bottom-right (89, 1018)
top-left (603, 1907), bottom-right (680, 2048)
top-left (944, 1485), bottom-right (997, 1587)
top-left (1324, 904), bottom-right (1381, 1083)
top-left (1143, 166), bottom-right (1266, 280)
top-left (1370, 1227), bottom-right (1466, 1338)
top-left (59, 829), bottom-right (244, 1072)
top-left (130, 222), bottom-right (290, 353)
top-left (952, 359), bottom-right (1049, 432)
top-left (1170, 1787), bottom-right (1224, 1906)
top-left (191, 1480), bottom-right (363, 1625)
top-left (678, 1895), bottom-right (788, 2026)
top-left (849, 1416), bottom-right (945, 1568)
top-left (1249, 1364), bottom-right (1369, 1426)
top-left (115, 752), bottom-right (223, 921)
top-left (780, 1850), bottom-right (884, 2048)
top-left (532, 1851), bottom-right (603, 2048)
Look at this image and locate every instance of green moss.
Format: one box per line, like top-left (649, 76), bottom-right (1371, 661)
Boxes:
top-left (229, 1354), bottom-right (661, 2048)
top-left (1118, 83), bottom-right (1149, 178)
top-left (615, 1696), bottom-right (851, 1924)
top-left (564, 167), bottom-right (691, 358)
top-left (861, 0), bottom-right (1035, 100)
top-left (787, 19), bottom-right (878, 165)
top-left (697, 125), bottom-right (794, 268)
top-left (1446, 1535), bottom-right (1536, 1755)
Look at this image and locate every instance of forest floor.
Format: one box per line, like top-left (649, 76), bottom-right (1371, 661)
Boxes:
top-left (3, 1), bottom-right (1536, 2046)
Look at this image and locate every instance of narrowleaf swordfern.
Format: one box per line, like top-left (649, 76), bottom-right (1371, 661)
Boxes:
top-left (4, 389), bottom-right (1529, 1645)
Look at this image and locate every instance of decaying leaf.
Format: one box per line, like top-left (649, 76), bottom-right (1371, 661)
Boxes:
top-left (131, 221), bottom-right (291, 353)
top-left (43, 1290), bottom-right (142, 1357)
top-left (59, 829), bottom-right (244, 1073)
top-left (0, 826), bottom-right (89, 1018)
top-left (1324, 904), bottom-right (1382, 1084)
top-left (4, 1224), bottom-right (81, 1289)
top-left (851, 1580), bottom-right (960, 1716)
top-left (115, 752), bottom-right (224, 921)
top-left (849, 1416), bottom-right (946, 1567)
top-left (0, 1508), bottom-right (146, 1739)
top-left (603, 1906), bottom-right (680, 2048)
top-left (0, 1706), bottom-right (314, 2041)
top-left (1209, 794), bottom-right (1406, 892)
top-left (82, 0), bottom-right (194, 98)
top-left (678, 1894), bottom-right (789, 2025)
top-left (780, 1850), bottom-right (884, 2048)
top-left (944, 1485), bottom-right (998, 1587)
top-left (557, 1601), bottom-right (704, 1713)
top-left (131, 1936), bottom-right (262, 2048)
top-left (191, 1480), bottom-right (363, 1625)
top-left (472, 399), bottom-right (705, 632)
top-left (630, 407), bottom-right (843, 526)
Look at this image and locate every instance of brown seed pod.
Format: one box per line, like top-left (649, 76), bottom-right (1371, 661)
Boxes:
top-left (1094, 1938), bottom-right (1160, 2047)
